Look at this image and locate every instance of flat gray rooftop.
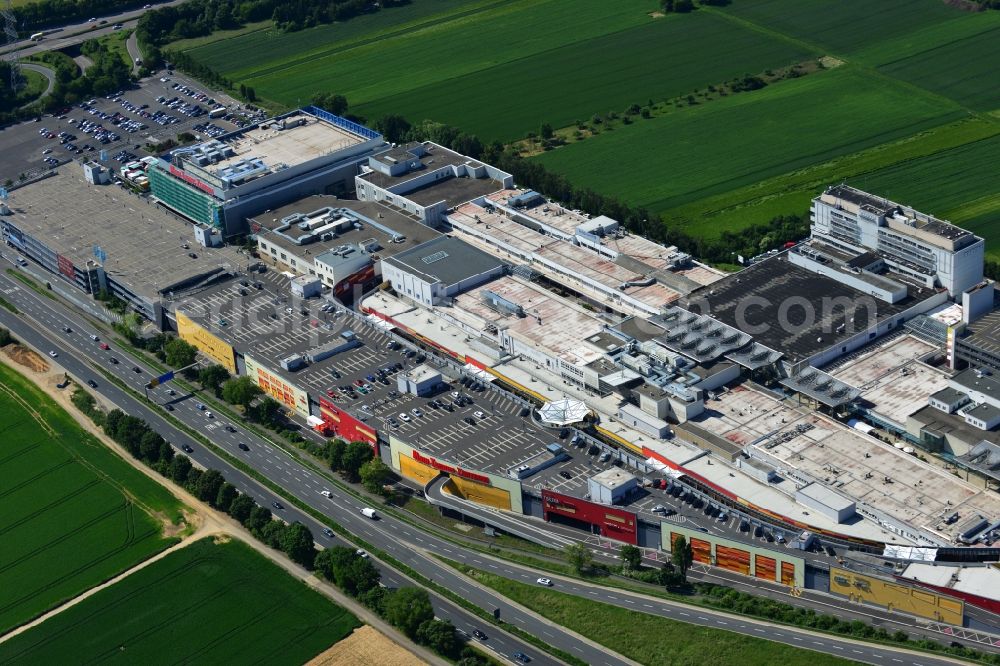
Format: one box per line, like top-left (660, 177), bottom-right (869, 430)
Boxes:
top-left (5, 169), bottom-right (244, 299)
top-left (384, 235), bottom-right (506, 287)
top-left (249, 195), bottom-right (440, 258)
top-left (361, 142), bottom-right (477, 189)
top-left (952, 368), bottom-right (1000, 403)
top-left (402, 174), bottom-right (505, 207)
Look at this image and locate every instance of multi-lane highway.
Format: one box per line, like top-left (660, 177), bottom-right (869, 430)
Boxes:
top-left (0, 1), bottom-right (187, 60)
top-left (0, 262), bottom-right (977, 666)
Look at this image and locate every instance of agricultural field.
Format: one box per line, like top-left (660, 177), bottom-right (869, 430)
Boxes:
top-left (649, 117), bottom-right (1000, 243)
top-left (530, 0), bottom-right (1000, 250)
top-left (0, 362), bottom-right (184, 634)
top-left (174, 0), bottom-right (1000, 251)
top-left (845, 133), bottom-right (1000, 252)
top-left (180, 0), bottom-right (817, 140)
top-left (180, 0), bottom-right (493, 75)
top-left (352, 11), bottom-right (813, 141)
top-left (534, 66), bottom-right (964, 216)
top-left (0, 538), bottom-right (360, 664)
top-left (876, 25), bottom-right (1000, 112)
top-left (721, 0), bottom-right (963, 57)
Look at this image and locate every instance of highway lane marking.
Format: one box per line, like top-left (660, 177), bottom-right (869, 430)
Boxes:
top-left (642, 603), bottom-right (653, 608)
top-left (791, 637), bottom-right (802, 641)
top-left (831, 645), bottom-right (843, 651)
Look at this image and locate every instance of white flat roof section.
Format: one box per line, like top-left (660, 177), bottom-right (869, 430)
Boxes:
top-left (828, 336), bottom-right (949, 427)
top-left (696, 383), bottom-right (1000, 541)
top-left (797, 482), bottom-right (855, 513)
top-left (215, 116), bottom-right (363, 172)
top-left (901, 562), bottom-right (1000, 602)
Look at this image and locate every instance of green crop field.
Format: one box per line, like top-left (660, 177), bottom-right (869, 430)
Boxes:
top-left (353, 11), bottom-right (813, 141)
top-left (175, 0), bottom-right (1000, 249)
top-left (188, 1), bottom-right (812, 140)
top-left (183, 0), bottom-right (497, 76)
top-left (845, 133), bottom-right (1000, 253)
top-left (462, 567), bottom-right (852, 666)
top-left (877, 25), bottom-right (1000, 112)
top-left (649, 117), bottom-right (1000, 244)
top-left (721, 0), bottom-right (963, 57)
top-left (0, 538), bottom-right (359, 663)
top-left (534, 66), bottom-right (963, 213)
top-left (0, 363), bottom-right (183, 634)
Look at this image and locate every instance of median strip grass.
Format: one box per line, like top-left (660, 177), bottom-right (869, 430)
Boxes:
top-left (450, 561), bottom-right (856, 666)
top-left (6, 269), bottom-right (57, 300)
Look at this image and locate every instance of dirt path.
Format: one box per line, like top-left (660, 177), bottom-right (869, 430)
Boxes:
top-left (0, 354), bottom-right (441, 664)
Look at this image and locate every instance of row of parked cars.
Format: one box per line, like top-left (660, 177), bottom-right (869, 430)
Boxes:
top-left (192, 121), bottom-right (227, 138)
top-left (172, 81), bottom-right (215, 105)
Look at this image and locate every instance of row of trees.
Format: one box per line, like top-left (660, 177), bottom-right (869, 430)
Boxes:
top-left (565, 537), bottom-right (693, 590)
top-left (84, 397), bottom-right (484, 661)
top-left (330, 101), bottom-right (808, 264)
top-left (696, 582), bottom-right (1000, 664)
top-left (136, 0), bottom-right (409, 51)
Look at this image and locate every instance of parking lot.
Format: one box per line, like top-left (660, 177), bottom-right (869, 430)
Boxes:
top-left (0, 69), bottom-right (255, 182)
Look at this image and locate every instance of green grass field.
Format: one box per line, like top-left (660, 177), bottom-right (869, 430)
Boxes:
top-left (187, 1), bottom-right (813, 140)
top-left (876, 25), bottom-right (1000, 112)
top-left (0, 363), bottom-right (183, 634)
top-left (651, 117), bottom-right (1000, 241)
top-left (0, 538), bottom-right (359, 663)
top-left (175, 0), bottom-right (1000, 250)
top-left (845, 133), bottom-right (1000, 252)
top-left (534, 66), bottom-right (963, 213)
top-left (353, 10), bottom-right (813, 140)
top-left (463, 567), bottom-right (852, 666)
top-left (721, 0), bottom-right (963, 57)
top-left (183, 0), bottom-right (496, 76)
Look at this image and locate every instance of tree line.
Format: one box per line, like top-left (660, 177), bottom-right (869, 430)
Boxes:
top-left (312, 92), bottom-right (812, 265)
top-left (73, 394), bottom-right (489, 663)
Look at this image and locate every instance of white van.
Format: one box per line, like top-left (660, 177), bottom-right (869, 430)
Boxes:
top-left (360, 507), bottom-right (378, 519)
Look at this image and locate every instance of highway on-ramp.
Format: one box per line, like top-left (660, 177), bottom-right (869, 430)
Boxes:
top-left (0, 263), bottom-right (976, 666)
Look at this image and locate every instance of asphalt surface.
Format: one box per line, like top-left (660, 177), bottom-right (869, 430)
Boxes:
top-left (0, 265), bottom-right (577, 666)
top-left (0, 261), bottom-right (979, 666)
top-left (1, 1), bottom-right (187, 59)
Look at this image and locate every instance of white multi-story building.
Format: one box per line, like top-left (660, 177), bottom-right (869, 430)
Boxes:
top-left (810, 185), bottom-right (984, 297)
